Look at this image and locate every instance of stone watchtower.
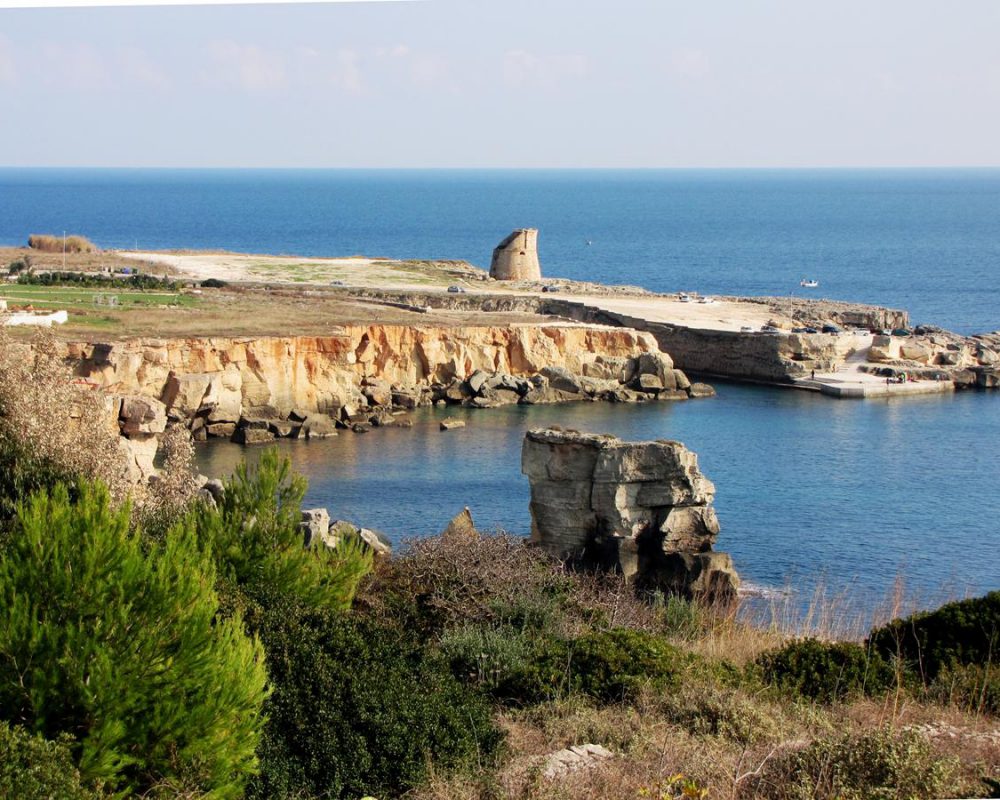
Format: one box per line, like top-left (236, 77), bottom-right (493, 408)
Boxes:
top-left (489, 228), bottom-right (541, 282)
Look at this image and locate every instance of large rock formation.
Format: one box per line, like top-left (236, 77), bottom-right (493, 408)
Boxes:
top-left (54, 325), bottom-right (711, 442)
top-left (521, 428), bottom-right (739, 602)
top-left (490, 229), bottom-right (541, 282)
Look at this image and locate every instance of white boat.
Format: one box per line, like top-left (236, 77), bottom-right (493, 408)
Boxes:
top-left (800, 279), bottom-right (819, 288)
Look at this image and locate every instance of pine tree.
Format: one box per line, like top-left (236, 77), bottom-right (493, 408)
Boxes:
top-left (194, 448), bottom-right (372, 615)
top-left (0, 481), bottom-right (269, 797)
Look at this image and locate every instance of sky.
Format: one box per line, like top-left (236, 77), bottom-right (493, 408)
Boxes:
top-left (0, 0), bottom-right (998, 168)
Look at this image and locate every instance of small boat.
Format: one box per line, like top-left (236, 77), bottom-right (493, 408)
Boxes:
top-left (800, 279), bottom-right (819, 288)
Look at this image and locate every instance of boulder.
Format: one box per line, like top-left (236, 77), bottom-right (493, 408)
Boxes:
top-left (206, 422), bottom-right (237, 438)
top-left (331, 520), bottom-right (393, 557)
top-left (391, 388), bottom-right (420, 410)
top-left (118, 395), bottom-right (168, 436)
top-left (633, 373), bottom-right (663, 393)
top-left (301, 414), bottom-right (338, 439)
top-left (440, 418), bottom-right (466, 431)
top-left (542, 744), bottom-right (614, 781)
top-left (441, 507), bottom-right (478, 539)
top-left (673, 369), bottom-right (692, 391)
top-left (521, 428), bottom-right (737, 603)
top-left (232, 427), bottom-right (275, 446)
top-left (300, 508), bottom-right (332, 548)
top-left (539, 366), bottom-right (582, 394)
top-left (467, 369), bottom-right (491, 394)
top-left (362, 379), bottom-right (393, 407)
top-left (687, 383), bottom-right (716, 398)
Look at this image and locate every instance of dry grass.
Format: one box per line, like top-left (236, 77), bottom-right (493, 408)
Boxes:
top-left (0, 328), bottom-right (132, 506)
top-left (27, 234), bottom-right (97, 253)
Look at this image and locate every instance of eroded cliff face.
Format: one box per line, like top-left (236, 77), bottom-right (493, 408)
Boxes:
top-left (61, 324), bottom-right (662, 422)
top-left (521, 428), bottom-right (739, 603)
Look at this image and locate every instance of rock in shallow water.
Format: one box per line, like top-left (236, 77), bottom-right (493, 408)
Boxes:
top-left (521, 427), bottom-right (739, 603)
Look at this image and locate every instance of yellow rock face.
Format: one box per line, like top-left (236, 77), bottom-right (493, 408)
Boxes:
top-left (61, 324), bottom-right (659, 419)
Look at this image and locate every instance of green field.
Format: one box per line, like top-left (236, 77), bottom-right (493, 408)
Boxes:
top-left (0, 285), bottom-right (199, 310)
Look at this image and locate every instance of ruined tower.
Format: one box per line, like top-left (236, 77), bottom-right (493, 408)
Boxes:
top-left (489, 228), bottom-right (541, 282)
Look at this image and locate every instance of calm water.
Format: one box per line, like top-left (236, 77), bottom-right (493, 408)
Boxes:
top-left (2, 168), bottom-right (1000, 333)
top-left (196, 385), bottom-right (1000, 610)
top-left (1, 168), bottom-right (998, 607)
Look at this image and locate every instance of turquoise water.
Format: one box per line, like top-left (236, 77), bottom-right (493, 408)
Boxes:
top-left (196, 384), bottom-right (1000, 609)
top-left (1, 168), bottom-right (997, 607)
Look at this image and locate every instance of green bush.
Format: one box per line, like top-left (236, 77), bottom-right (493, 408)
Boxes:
top-left (869, 592), bottom-right (1000, 681)
top-left (748, 727), bottom-right (960, 800)
top-left (193, 448), bottom-right (372, 615)
top-left (929, 663), bottom-right (1000, 716)
top-left (0, 722), bottom-right (104, 800)
top-left (247, 603), bottom-right (503, 800)
top-left (657, 682), bottom-right (782, 744)
top-left (757, 638), bottom-right (897, 702)
top-left (0, 481), bottom-right (268, 796)
top-left (201, 277), bottom-right (228, 288)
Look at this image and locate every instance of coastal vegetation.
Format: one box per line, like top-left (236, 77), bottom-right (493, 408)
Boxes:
top-left (0, 331), bottom-right (996, 799)
top-left (28, 233), bottom-right (97, 253)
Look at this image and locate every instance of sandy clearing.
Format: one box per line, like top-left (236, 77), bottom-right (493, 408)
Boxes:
top-left (118, 252), bottom-right (798, 332)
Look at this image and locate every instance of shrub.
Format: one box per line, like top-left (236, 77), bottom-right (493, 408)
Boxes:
top-left (869, 592), bottom-right (1000, 681)
top-left (0, 331), bottom-right (132, 524)
top-left (362, 530), bottom-right (660, 639)
top-left (0, 481), bottom-right (268, 796)
top-left (473, 627), bottom-right (705, 705)
top-left (201, 277), bottom-right (228, 288)
top-left (193, 448), bottom-right (372, 614)
top-left (929, 663), bottom-right (1000, 716)
top-left (744, 727), bottom-right (960, 800)
top-left (657, 682), bottom-right (782, 744)
top-left (247, 603), bottom-right (503, 800)
top-left (757, 638), bottom-right (897, 702)
top-left (28, 233), bottom-right (96, 253)
top-left (7, 254), bottom-right (31, 275)
top-left (0, 722), bottom-right (104, 800)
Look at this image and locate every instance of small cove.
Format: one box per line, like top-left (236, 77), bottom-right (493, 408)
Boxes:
top-left (196, 383), bottom-right (1000, 615)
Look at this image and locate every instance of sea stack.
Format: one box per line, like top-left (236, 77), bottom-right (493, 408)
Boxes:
top-left (521, 427), bottom-right (739, 603)
top-left (490, 228), bottom-right (541, 281)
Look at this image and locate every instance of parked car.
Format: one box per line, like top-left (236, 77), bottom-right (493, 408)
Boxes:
top-left (740, 326), bottom-right (755, 333)
top-left (447, 285), bottom-right (467, 294)
top-left (821, 324), bottom-right (842, 335)
top-left (542, 285), bottom-right (561, 293)
top-left (760, 324), bottom-right (782, 333)
top-left (891, 328), bottom-right (912, 337)
top-left (678, 293), bottom-right (692, 303)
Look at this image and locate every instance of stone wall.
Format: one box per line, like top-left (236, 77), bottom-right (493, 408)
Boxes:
top-left (521, 428), bottom-right (739, 602)
top-left (490, 229), bottom-right (542, 282)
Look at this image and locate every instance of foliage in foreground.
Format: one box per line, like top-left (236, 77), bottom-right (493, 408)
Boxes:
top-left (756, 637), bottom-right (896, 703)
top-left (746, 727), bottom-right (960, 800)
top-left (247, 601), bottom-right (503, 800)
top-left (0, 481), bottom-right (268, 796)
top-left (0, 722), bottom-right (104, 800)
top-left (193, 448), bottom-right (372, 615)
top-left (869, 591), bottom-right (1000, 680)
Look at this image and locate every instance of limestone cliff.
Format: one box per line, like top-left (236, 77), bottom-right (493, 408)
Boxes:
top-left (61, 324), bottom-right (663, 424)
top-left (521, 428), bottom-right (739, 602)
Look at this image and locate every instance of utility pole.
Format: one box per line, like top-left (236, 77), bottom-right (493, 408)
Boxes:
top-left (62, 231), bottom-right (66, 270)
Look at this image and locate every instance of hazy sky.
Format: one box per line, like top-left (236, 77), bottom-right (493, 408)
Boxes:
top-left (0, 0), bottom-right (998, 167)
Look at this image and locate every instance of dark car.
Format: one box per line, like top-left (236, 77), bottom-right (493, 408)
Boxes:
top-left (821, 324), bottom-right (842, 335)
top-left (891, 328), bottom-right (912, 337)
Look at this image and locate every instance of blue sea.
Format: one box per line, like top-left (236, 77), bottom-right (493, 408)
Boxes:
top-left (1, 168), bottom-right (998, 613)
